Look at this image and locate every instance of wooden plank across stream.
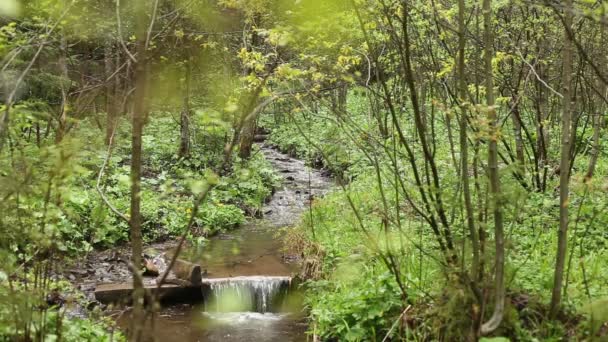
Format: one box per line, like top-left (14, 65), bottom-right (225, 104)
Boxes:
top-left (95, 282), bottom-right (204, 304)
top-left (94, 276), bottom-right (294, 304)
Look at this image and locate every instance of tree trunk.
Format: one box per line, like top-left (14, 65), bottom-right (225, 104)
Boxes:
top-left (535, 33), bottom-right (550, 192)
top-left (104, 41), bottom-right (116, 145)
top-left (481, 0), bottom-right (506, 334)
top-left (585, 12), bottom-right (605, 182)
top-left (178, 58), bottom-right (191, 158)
top-left (237, 23), bottom-right (261, 160)
top-left (55, 35), bottom-right (69, 143)
top-left (550, 0), bottom-right (574, 318)
top-left (511, 97), bottom-right (525, 167)
top-left (238, 113), bottom-right (256, 160)
top-left (129, 1), bottom-right (149, 339)
top-left (458, 0), bottom-right (482, 335)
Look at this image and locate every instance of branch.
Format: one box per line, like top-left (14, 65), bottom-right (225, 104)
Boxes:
top-left (145, 0), bottom-right (160, 50)
top-left (155, 185), bottom-right (211, 289)
top-left (512, 46), bottom-right (563, 98)
top-left (382, 305), bottom-right (411, 342)
top-left (96, 124), bottom-right (130, 224)
top-left (116, 0), bottom-right (137, 63)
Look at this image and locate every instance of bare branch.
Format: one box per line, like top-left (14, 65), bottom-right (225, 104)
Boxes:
top-left (116, 0), bottom-right (137, 63)
top-left (96, 124), bottom-right (130, 224)
top-left (145, 0), bottom-right (160, 50)
top-left (512, 45), bottom-right (563, 98)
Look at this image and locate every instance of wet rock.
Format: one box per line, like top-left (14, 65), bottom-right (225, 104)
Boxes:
top-left (46, 288), bottom-right (65, 308)
top-left (79, 283), bottom-right (95, 292)
top-left (68, 268), bottom-right (88, 276)
top-left (286, 176), bottom-right (295, 181)
top-left (280, 169), bottom-right (294, 173)
top-left (86, 300), bottom-right (101, 311)
top-left (218, 234), bottom-right (234, 240)
top-left (253, 134), bottom-right (268, 142)
top-left (144, 247), bottom-right (161, 258)
top-left (143, 259), bottom-right (159, 276)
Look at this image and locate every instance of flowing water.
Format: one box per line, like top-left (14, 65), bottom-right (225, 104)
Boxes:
top-left (121, 144), bottom-right (332, 341)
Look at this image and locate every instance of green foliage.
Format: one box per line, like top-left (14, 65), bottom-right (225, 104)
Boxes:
top-left (307, 268), bottom-right (403, 341)
top-left (0, 274), bottom-right (123, 341)
top-left (261, 92), bottom-right (376, 178)
top-left (277, 86), bottom-right (608, 340)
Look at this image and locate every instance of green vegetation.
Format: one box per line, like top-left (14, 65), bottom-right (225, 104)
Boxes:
top-left (275, 90), bottom-right (608, 340)
top-left (1, 0), bottom-right (607, 341)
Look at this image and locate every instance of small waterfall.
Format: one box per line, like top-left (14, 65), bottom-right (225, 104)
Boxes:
top-left (202, 276), bottom-right (291, 313)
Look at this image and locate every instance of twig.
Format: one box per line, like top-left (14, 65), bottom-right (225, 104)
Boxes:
top-left (145, 0), bottom-right (160, 50)
top-left (382, 305), bottom-right (411, 342)
top-left (513, 46), bottom-right (563, 98)
top-left (96, 124), bottom-right (130, 223)
top-left (116, 0), bottom-right (137, 63)
top-left (155, 185), bottom-right (211, 289)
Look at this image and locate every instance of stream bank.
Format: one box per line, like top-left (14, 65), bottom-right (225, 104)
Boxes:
top-left (71, 142), bottom-right (332, 341)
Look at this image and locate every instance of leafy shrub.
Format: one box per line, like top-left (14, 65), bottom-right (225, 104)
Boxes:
top-left (307, 267), bottom-right (403, 341)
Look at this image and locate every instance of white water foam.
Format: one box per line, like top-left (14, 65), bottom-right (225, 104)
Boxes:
top-left (203, 276), bottom-right (291, 313)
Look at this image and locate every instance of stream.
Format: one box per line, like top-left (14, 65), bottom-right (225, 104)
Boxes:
top-left (118, 143), bottom-right (332, 341)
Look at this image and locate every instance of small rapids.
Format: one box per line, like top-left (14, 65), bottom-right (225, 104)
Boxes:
top-left (202, 276), bottom-right (291, 313)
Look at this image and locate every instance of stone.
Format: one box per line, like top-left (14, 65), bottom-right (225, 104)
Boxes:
top-left (143, 259), bottom-right (159, 276)
top-left (253, 134), bottom-right (268, 142)
top-left (157, 253), bottom-right (202, 286)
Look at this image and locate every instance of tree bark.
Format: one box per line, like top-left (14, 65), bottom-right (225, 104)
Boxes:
top-left (178, 57), bottom-right (191, 158)
top-left (104, 41), bottom-right (116, 145)
top-left (129, 0), bottom-right (150, 339)
top-left (550, 0), bottom-right (574, 318)
top-left (457, 0), bottom-right (479, 283)
top-left (237, 24), bottom-right (261, 160)
top-left (458, 0), bottom-right (482, 336)
top-left (481, 0), bottom-right (506, 334)
top-left (585, 10), bottom-right (605, 182)
top-left (55, 35), bottom-right (69, 143)
top-left (238, 102), bottom-right (257, 160)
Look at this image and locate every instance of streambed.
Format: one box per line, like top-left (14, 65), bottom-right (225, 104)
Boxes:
top-left (117, 144), bottom-right (332, 341)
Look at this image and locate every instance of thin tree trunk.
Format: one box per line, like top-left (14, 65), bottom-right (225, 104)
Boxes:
top-left (55, 35), bottom-right (69, 143)
top-left (458, 0), bottom-right (481, 335)
top-left (178, 57), bottom-right (191, 158)
top-left (511, 97), bottom-right (525, 167)
top-left (104, 41), bottom-right (115, 145)
top-left (481, 0), bottom-right (506, 334)
top-left (585, 12), bottom-right (605, 182)
top-left (238, 108), bottom-right (256, 159)
top-left (129, 0), bottom-right (149, 338)
top-left (550, 0), bottom-right (574, 318)
top-left (457, 0), bottom-right (479, 279)
top-left (238, 23), bottom-right (261, 160)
